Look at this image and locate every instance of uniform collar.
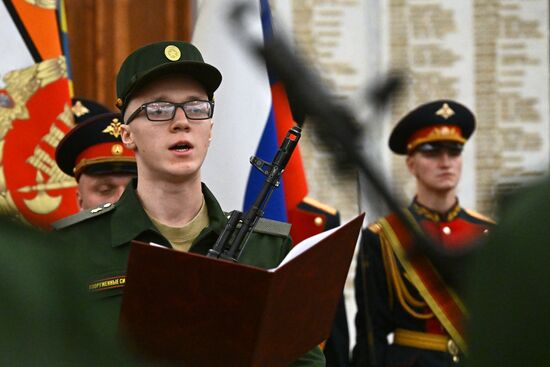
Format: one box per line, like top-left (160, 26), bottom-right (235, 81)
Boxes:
top-left (109, 179), bottom-right (228, 252)
top-left (188, 184), bottom-right (227, 255)
top-left (110, 178), bottom-right (159, 247)
top-left (410, 197), bottom-right (461, 222)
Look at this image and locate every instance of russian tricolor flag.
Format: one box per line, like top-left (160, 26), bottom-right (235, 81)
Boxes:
top-left (194, 0), bottom-right (308, 226)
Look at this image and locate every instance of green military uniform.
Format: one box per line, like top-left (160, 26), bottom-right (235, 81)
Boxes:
top-left (0, 217), bottom-right (150, 366)
top-left (465, 181), bottom-right (550, 366)
top-left (54, 179), bottom-right (325, 366)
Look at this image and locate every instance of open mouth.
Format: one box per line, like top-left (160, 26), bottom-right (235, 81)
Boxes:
top-left (170, 143), bottom-right (192, 152)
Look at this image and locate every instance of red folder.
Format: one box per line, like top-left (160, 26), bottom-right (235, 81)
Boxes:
top-left (119, 213), bottom-right (364, 366)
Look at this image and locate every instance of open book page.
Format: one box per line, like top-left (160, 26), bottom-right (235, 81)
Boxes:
top-left (268, 226), bottom-right (339, 272)
top-left (149, 227), bottom-right (338, 271)
top-left (148, 242), bottom-right (170, 249)
top-left (147, 215), bottom-right (363, 271)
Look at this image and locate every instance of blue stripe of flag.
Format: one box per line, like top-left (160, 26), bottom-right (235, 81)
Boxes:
top-left (56, 0), bottom-right (73, 81)
top-left (243, 107), bottom-right (288, 221)
top-left (243, 0), bottom-right (288, 222)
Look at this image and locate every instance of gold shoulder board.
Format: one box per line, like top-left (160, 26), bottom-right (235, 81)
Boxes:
top-left (465, 208), bottom-right (496, 224)
top-left (302, 196), bottom-right (338, 216)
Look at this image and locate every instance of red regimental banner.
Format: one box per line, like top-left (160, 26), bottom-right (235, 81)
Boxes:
top-left (0, 58), bottom-right (78, 228)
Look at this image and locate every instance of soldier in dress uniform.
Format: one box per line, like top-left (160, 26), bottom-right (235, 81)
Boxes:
top-left (289, 197), bottom-right (350, 367)
top-left (288, 87), bottom-right (350, 366)
top-left (55, 98), bottom-right (137, 210)
top-left (52, 41), bottom-right (325, 366)
top-left (352, 100), bottom-right (494, 367)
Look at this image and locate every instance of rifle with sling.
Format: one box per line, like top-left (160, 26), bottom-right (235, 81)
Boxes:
top-left (207, 126), bottom-right (302, 262)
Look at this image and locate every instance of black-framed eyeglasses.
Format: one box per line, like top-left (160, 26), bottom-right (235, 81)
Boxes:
top-left (125, 100), bottom-right (214, 124)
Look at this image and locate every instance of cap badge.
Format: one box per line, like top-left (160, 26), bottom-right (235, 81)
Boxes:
top-left (164, 45), bottom-right (181, 61)
top-left (102, 118), bottom-right (123, 138)
top-left (72, 100), bottom-right (90, 117)
top-left (111, 144), bottom-right (124, 156)
top-left (436, 103), bottom-right (455, 119)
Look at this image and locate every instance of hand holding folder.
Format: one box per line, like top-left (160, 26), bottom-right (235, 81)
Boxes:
top-left (119, 213), bottom-right (365, 366)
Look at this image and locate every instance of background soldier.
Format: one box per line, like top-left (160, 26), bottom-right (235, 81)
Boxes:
top-left (353, 100), bottom-right (494, 367)
top-left (290, 197), bottom-right (350, 367)
top-left (55, 98), bottom-right (136, 210)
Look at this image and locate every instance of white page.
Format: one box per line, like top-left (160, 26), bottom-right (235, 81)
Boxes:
top-left (148, 242), bottom-right (170, 249)
top-left (268, 226), bottom-right (339, 272)
top-left (147, 216), bottom-right (357, 272)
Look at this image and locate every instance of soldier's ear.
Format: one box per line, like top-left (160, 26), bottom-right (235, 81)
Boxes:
top-left (406, 155), bottom-right (415, 175)
top-left (76, 188), bottom-right (84, 210)
top-left (121, 124), bottom-right (136, 150)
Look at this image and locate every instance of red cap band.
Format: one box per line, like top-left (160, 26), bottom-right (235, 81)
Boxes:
top-left (407, 125), bottom-right (465, 153)
top-left (74, 142), bottom-right (135, 176)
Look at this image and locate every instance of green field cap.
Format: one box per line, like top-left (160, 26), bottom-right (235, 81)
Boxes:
top-left (115, 41), bottom-right (222, 113)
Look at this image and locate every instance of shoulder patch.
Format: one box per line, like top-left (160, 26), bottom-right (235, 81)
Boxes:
top-left (253, 218), bottom-right (291, 237)
top-left (465, 208), bottom-right (496, 224)
top-left (52, 202), bottom-right (116, 230)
